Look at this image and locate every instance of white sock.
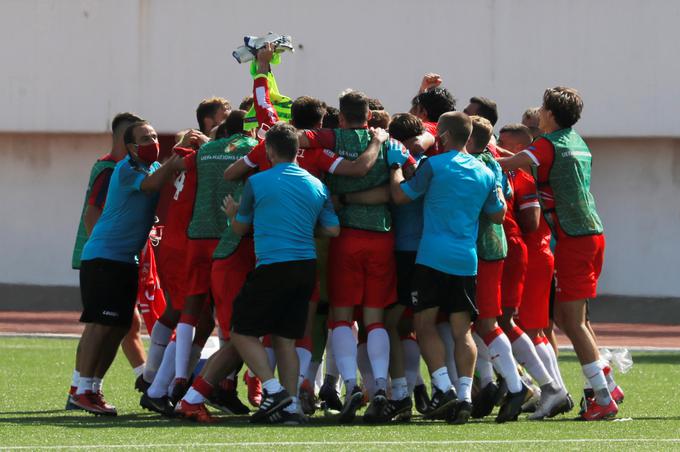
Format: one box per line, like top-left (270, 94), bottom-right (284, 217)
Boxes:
top-left (357, 343), bottom-right (375, 398)
top-left (284, 396), bottom-right (299, 414)
top-left (147, 341), bottom-right (176, 398)
top-left (187, 343), bottom-right (203, 377)
top-left (436, 322), bottom-right (459, 385)
top-left (262, 378), bottom-right (283, 394)
top-left (324, 333), bottom-right (340, 378)
top-left (133, 364), bottom-right (145, 378)
top-left (265, 347), bottom-right (277, 371)
top-left (92, 377), bottom-right (103, 393)
top-left (542, 340), bottom-right (566, 389)
top-left (582, 361), bottom-right (611, 406)
top-left (431, 366), bottom-right (453, 393)
top-left (71, 370), bottom-right (80, 387)
top-left (600, 360), bottom-right (618, 392)
top-left (534, 340), bottom-right (564, 389)
top-left (473, 334), bottom-right (496, 387)
top-left (331, 325), bottom-right (358, 390)
top-left (183, 387), bottom-right (205, 404)
top-left (456, 376), bottom-right (473, 402)
top-left (174, 322), bottom-right (195, 379)
top-left (511, 333), bottom-right (552, 386)
top-left (402, 338), bottom-right (421, 394)
top-left (391, 377), bottom-right (408, 401)
top-left (487, 331), bottom-right (523, 393)
top-left (76, 377), bottom-right (94, 395)
top-left (144, 322), bottom-right (172, 382)
top-left (366, 327), bottom-right (390, 383)
top-left (296, 347), bottom-right (312, 389)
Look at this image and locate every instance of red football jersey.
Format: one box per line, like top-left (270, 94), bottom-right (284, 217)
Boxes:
top-left (158, 149), bottom-right (197, 250)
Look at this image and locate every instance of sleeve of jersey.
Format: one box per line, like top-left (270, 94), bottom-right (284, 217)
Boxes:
top-left (515, 172), bottom-right (540, 210)
top-left (87, 169), bottom-right (113, 209)
top-left (304, 129), bottom-right (336, 150)
top-left (253, 75), bottom-right (279, 128)
top-left (316, 148), bottom-right (344, 174)
top-left (235, 180), bottom-right (255, 224)
top-left (483, 184), bottom-right (505, 215)
top-left (318, 185), bottom-right (340, 227)
top-left (521, 138), bottom-right (553, 168)
top-left (401, 158), bottom-right (433, 200)
top-left (118, 163), bottom-right (147, 192)
top-left (244, 142), bottom-right (266, 169)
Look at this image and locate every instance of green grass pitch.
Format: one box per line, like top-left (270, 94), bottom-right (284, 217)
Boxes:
top-left (0, 337), bottom-right (679, 451)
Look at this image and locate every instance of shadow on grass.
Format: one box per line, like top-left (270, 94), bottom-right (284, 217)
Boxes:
top-left (1, 411), bottom-right (679, 428)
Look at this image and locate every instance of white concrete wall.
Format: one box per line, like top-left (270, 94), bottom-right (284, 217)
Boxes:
top-left (590, 138), bottom-right (680, 298)
top-left (1, 134), bottom-right (678, 297)
top-left (0, 133), bottom-right (109, 286)
top-left (1, 0), bottom-right (679, 136)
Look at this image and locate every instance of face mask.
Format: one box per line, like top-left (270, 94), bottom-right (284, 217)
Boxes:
top-left (136, 142), bottom-right (160, 165)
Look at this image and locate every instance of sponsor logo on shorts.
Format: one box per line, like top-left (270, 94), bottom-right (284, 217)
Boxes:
top-left (102, 310), bottom-right (120, 317)
top-left (410, 291), bottom-right (419, 306)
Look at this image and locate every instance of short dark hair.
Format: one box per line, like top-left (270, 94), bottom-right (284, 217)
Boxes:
top-left (469, 96), bottom-right (498, 126)
top-left (368, 98), bottom-right (384, 111)
top-left (368, 110), bottom-right (390, 129)
top-left (224, 110), bottom-right (246, 136)
top-left (499, 123), bottom-right (533, 144)
top-left (322, 106), bottom-right (340, 129)
top-left (196, 97), bottom-right (230, 132)
top-left (339, 90), bottom-right (369, 125)
top-left (411, 87), bottom-right (456, 122)
top-left (239, 96), bottom-right (254, 111)
top-left (112, 112), bottom-right (143, 136)
top-left (265, 122), bottom-right (299, 161)
top-left (291, 96), bottom-right (326, 130)
top-left (543, 86), bottom-right (583, 128)
top-left (123, 121), bottom-right (150, 146)
top-left (388, 113), bottom-right (424, 142)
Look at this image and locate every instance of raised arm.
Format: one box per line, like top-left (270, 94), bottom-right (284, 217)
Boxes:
top-left (252, 43), bottom-right (280, 129)
top-left (498, 151), bottom-right (535, 172)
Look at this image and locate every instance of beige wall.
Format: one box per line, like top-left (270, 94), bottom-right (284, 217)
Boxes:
top-left (1, 0), bottom-right (679, 136)
top-left (0, 134), bottom-right (678, 298)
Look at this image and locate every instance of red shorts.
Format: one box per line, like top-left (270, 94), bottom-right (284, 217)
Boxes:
top-left (476, 259), bottom-right (504, 319)
top-left (501, 236), bottom-right (528, 310)
top-left (328, 228), bottom-right (397, 309)
top-left (554, 234), bottom-right (605, 302)
top-left (518, 244), bottom-right (554, 330)
top-left (155, 243), bottom-right (188, 310)
top-left (185, 239), bottom-right (219, 297)
top-left (211, 237), bottom-right (255, 339)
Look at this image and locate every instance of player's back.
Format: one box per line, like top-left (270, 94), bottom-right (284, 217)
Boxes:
top-left (247, 163), bottom-right (329, 265)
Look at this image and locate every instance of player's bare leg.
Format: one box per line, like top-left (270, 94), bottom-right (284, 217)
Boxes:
top-left (554, 299), bottom-right (616, 419)
top-left (120, 310), bottom-right (146, 378)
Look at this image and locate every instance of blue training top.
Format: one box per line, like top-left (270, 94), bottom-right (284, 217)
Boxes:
top-left (81, 156), bottom-right (160, 265)
top-left (392, 153), bottom-right (426, 252)
top-left (236, 162), bottom-right (339, 267)
top-left (400, 150), bottom-right (504, 276)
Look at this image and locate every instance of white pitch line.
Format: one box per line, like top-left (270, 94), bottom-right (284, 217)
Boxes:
top-left (1, 333), bottom-right (678, 352)
top-left (3, 439), bottom-right (680, 450)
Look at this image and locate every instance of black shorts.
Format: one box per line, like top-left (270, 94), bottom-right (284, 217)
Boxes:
top-left (79, 258), bottom-right (139, 328)
top-left (231, 259), bottom-right (316, 339)
top-left (411, 264), bottom-right (478, 319)
top-left (395, 251), bottom-right (417, 307)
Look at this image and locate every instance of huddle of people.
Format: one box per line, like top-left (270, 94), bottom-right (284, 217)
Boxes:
top-left (66, 44), bottom-right (624, 426)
